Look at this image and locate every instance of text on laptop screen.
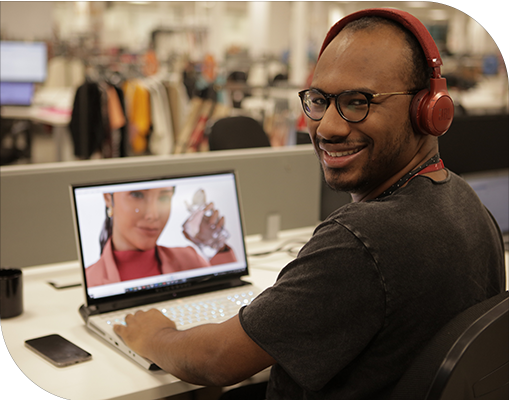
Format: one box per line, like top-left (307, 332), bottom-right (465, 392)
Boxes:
top-left (72, 173), bottom-right (248, 300)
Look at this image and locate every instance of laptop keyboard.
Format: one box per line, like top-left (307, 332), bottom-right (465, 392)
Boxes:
top-left (101, 287), bottom-right (259, 329)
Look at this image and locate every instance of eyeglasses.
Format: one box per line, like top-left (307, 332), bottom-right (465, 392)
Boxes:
top-left (298, 89), bottom-right (417, 123)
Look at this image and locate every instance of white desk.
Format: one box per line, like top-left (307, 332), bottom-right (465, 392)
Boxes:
top-left (0, 228), bottom-right (314, 400)
top-left (1, 225), bottom-right (507, 399)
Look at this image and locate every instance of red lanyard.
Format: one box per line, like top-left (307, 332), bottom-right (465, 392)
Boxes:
top-left (378, 158), bottom-right (445, 199)
top-left (412, 160), bottom-right (445, 178)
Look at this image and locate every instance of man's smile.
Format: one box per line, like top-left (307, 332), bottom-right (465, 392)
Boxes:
top-left (317, 141), bottom-right (367, 169)
top-left (323, 147), bottom-right (364, 158)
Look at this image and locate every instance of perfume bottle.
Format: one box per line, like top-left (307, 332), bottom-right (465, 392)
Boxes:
top-left (183, 189), bottom-right (229, 259)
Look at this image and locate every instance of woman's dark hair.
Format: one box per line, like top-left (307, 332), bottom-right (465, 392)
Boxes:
top-left (99, 193), bottom-right (113, 254)
top-left (99, 206), bottom-right (113, 254)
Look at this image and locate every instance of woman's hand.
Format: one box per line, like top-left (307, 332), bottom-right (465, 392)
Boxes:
top-left (183, 203), bottom-right (229, 250)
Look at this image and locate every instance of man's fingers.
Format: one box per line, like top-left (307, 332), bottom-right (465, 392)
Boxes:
top-left (113, 323), bottom-right (124, 336)
top-left (113, 312), bottom-right (136, 338)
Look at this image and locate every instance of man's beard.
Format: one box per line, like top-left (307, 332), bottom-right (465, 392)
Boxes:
top-left (321, 164), bottom-right (370, 194)
top-left (319, 143), bottom-right (409, 195)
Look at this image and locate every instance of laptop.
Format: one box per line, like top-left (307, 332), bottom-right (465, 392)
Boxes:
top-left (71, 171), bottom-right (260, 370)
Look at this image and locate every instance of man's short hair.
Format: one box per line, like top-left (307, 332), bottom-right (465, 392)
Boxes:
top-left (343, 16), bottom-right (432, 90)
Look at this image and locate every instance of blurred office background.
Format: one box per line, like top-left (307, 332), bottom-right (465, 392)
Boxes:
top-left (0, 1), bottom-right (507, 165)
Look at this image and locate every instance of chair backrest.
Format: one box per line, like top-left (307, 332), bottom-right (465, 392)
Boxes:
top-left (208, 116), bottom-right (271, 151)
top-left (391, 291), bottom-right (509, 400)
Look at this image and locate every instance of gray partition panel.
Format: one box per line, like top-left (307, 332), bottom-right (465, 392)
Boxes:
top-left (1, 145), bottom-right (321, 268)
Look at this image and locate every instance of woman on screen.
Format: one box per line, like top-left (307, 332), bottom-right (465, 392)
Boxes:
top-left (86, 186), bottom-right (236, 287)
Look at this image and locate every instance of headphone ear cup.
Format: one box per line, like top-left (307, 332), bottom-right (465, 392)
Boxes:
top-left (410, 89), bottom-right (430, 136)
top-left (410, 79), bottom-right (454, 137)
top-left (427, 90), bottom-right (454, 137)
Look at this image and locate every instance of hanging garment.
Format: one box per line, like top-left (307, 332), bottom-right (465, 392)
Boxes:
top-left (146, 78), bottom-right (173, 155)
top-left (106, 85), bottom-right (126, 131)
top-left (105, 84), bottom-right (127, 158)
top-left (164, 77), bottom-right (189, 146)
top-left (98, 82), bottom-right (112, 158)
top-left (124, 80), bottom-right (151, 154)
top-left (113, 85), bottom-right (128, 157)
top-left (69, 82), bottom-right (108, 159)
top-left (174, 97), bottom-right (204, 154)
top-left (187, 99), bottom-right (215, 152)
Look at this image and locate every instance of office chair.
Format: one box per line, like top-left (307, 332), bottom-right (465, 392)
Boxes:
top-left (0, 118), bottom-right (32, 165)
top-left (391, 290), bottom-right (509, 400)
top-left (208, 116), bottom-right (271, 151)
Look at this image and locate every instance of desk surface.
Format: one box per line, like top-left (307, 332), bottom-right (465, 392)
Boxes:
top-left (1, 87), bottom-right (74, 126)
top-left (1, 105), bottom-right (71, 126)
top-left (1, 227), bottom-right (314, 400)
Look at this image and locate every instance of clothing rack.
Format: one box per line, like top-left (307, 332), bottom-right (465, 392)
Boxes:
top-left (69, 59), bottom-right (231, 158)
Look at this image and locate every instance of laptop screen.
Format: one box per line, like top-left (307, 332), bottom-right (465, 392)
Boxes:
top-left (71, 172), bottom-right (248, 305)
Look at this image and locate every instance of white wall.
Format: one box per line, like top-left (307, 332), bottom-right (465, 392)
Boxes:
top-left (0, 2), bottom-right (54, 41)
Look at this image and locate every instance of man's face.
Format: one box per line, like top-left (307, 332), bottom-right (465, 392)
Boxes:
top-left (308, 25), bottom-right (422, 200)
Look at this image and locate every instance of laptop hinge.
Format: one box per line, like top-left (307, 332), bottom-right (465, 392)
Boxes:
top-left (81, 277), bottom-right (250, 316)
top-left (79, 304), bottom-right (98, 321)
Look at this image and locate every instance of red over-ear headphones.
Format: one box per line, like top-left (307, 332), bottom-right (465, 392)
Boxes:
top-left (318, 8), bottom-right (454, 137)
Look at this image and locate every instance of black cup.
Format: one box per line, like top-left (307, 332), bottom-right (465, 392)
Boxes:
top-left (0, 268), bottom-right (23, 319)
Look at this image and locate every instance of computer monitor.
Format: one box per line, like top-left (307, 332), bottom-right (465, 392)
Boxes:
top-left (0, 82), bottom-right (35, 106)
top-left (0, 41), bottom-right (47, 83)
top-left (463, 170), bottom-right (509, 236)
top-left (439, 114), bottom-right (509, 175)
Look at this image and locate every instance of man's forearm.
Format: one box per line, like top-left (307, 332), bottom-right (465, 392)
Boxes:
top-left (114, 311), bottom-right (275, 387)
top-left (148, 323), bottom-right (244, 386)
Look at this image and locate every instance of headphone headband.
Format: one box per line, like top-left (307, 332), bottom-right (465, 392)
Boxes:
top-left (319, 8), bottom-right (442, 72)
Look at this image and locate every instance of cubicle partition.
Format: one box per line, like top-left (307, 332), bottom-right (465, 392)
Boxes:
top-left (438, 113), bottom-right (509, 175)
top-left (1, 145), bottom-right (321, 268)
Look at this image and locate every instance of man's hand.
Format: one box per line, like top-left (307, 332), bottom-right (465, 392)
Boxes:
top-left (113, 312), bottom-right (275, 387)
top-left (113, 309), bottom-right (176, 361)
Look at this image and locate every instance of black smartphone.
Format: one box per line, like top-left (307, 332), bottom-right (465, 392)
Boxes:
top-left (25, 334), bottom-right (92, 367)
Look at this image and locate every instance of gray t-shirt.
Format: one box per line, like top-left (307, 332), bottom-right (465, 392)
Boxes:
top-left (240, 171), bottom-right (505, 399)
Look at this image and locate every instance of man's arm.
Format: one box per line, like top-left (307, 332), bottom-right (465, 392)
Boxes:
top-left (113, 309), bottom-right (275, 387)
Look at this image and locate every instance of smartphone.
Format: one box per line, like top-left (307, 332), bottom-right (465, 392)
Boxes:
top-left (25, 334), bottom-right (92, 367)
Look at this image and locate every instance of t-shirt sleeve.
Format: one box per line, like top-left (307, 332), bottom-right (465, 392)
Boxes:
top-left (239, 220), bottom-right (386, 392)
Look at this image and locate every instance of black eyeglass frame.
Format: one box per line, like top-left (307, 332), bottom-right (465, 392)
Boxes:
top-left (298, 88), bottom-right (418, 123)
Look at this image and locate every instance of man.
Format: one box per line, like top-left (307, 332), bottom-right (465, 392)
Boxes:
top-left (114, 9), bottom-right (505, 399)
